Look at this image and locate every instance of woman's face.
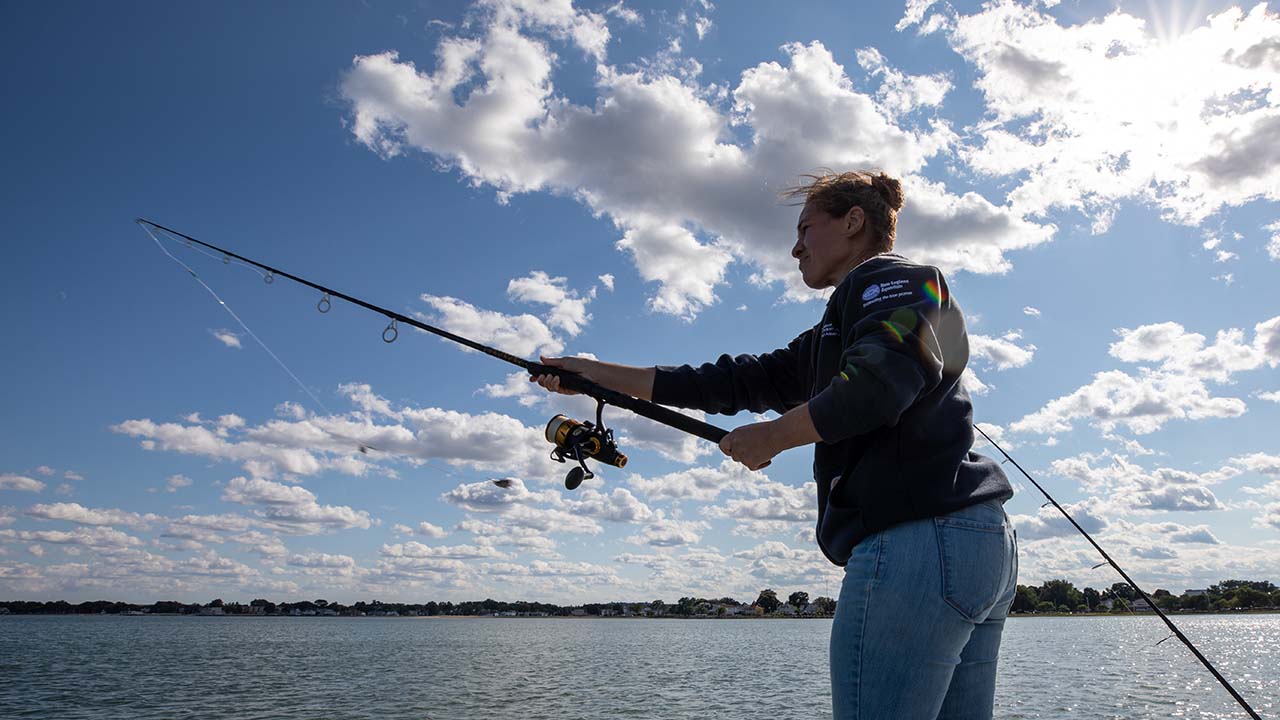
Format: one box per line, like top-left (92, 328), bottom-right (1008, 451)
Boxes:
top-left (792, 201), bottom-right (865, 289)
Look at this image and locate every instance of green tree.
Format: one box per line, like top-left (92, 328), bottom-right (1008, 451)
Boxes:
top-left (755, 589), bottom-right (781, 613)
top-left (1038, 579), bottom-right (1083, 610)
top-left (1231, 587), bottom-right (1269, 608)
top-left (1083, 587), bottom-right (1101, 611)
top-left (788, 591), bottom-right (810, 608)
top-left (1035, 601), bottom-right (1056, 613)
top-left (813, 596), bottom-right (837, 615)
top-left (650, 600), bottom-right (666, 616)
top-left (1181, 594), bottom-right (1210, 611)
top-left (1110, 582), bottom-right (1135, 601)
top-left (1011, 585), bottom-right (1039, 613)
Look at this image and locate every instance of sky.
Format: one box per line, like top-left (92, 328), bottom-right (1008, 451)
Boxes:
top-left (1, 0), bottom-right (1278, 605)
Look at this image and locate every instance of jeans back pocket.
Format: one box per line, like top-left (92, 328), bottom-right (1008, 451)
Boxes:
top-left (934, 516), bottom-right (1011, 622)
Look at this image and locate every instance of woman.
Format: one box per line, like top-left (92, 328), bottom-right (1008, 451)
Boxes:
top-left (532, 170), bottom-right (1018, 719)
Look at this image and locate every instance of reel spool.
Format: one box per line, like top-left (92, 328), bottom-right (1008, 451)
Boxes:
top-left (545, 402), bottom-right (627, 490)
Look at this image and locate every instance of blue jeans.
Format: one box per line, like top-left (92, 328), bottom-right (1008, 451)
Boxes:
top-left (830, 499), bottom-right (1018, 719)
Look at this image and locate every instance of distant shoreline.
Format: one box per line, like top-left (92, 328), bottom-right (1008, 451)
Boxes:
top-left (4, 610), bottom-right (1278, 618)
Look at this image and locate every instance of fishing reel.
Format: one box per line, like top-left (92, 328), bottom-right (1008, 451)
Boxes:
top-left (545, 401), bottom-right (627, 490)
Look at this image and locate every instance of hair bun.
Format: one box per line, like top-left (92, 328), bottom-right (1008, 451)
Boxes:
top-left (871, 173), bottom-right (904, 211)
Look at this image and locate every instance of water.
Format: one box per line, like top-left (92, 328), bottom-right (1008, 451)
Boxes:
top-left (0, 614), bottom-right (1275, 719)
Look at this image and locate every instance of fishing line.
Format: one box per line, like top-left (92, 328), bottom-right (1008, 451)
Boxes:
top-left (974, 424), bottom-right (1263, 720)
top-left (141, 221), bottom-right (533, 481)
top-left (140, 222), bottom-right (335, 417)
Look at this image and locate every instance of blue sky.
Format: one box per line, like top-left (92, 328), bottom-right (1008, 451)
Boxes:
top-left (2, 0), bottom-right (1278, 603)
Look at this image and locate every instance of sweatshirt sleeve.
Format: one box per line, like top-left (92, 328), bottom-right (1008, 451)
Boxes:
top-left (651, 332), bottom-right (808, 416)
top-left (807, 267), bottom-right (949, 444)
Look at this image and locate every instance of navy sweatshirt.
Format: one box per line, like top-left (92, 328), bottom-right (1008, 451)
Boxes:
top-left (652, 253), bottom-right (1013, 566)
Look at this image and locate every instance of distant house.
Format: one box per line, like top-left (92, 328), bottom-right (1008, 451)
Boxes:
top-left (776, 604), bottom-right (797, 616)
top-left (1184, 589), bottom-right (1208, 597)
top-left (570, 608), bottom-right (587, 616)
top-left (198, 606), bottom-right (225, 616)
top-left (1130, 598), bottom-right (1153, 612)
top-left (0, 607), bottom-right (9, 615)
top-left (1098, 598), bottom-right (1115, 610)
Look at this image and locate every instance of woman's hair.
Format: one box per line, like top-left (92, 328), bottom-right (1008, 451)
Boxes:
top-left (782, 170), bottom-right (905, 251)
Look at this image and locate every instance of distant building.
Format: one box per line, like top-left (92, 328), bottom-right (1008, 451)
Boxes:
top-left (1184, 589), bottom-right (1208, 597)
top-left (1130, 598), bottom-right (1153, 612)
top-left (0, 607), bottom-right (9, 615)
top-left (198, 606), bottom-right (225, 616)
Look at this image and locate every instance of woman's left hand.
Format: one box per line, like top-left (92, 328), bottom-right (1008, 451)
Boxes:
top-left (718, 421), bottom-right (779, 471)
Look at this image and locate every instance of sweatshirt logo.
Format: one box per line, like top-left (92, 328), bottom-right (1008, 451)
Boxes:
top-left (861, 284), bottom-right (881, 302)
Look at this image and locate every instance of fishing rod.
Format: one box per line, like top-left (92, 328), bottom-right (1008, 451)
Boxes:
top-left (138, 219), bottom-right (1261, 716)
top-left (974, 425), bottom-right (1263, 720)
top-left (135, 218), bottom-right (728, 490)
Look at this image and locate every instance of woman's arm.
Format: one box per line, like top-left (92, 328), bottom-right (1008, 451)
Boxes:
top-left (718, 401), bottom-right (821, 471)
top-left (531, 356), bottom-right (656, 401)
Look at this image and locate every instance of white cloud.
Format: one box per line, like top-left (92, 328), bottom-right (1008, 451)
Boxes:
top-left (506, 270), bottom-right (592, 336)
top-left (1014, 315), bottom-right (1279, 436)
top-left (381, 541), bottom-right (506, 560)
top-left (703, 480), bottom-right (817, 536)
top-left (625, 513), bottom-right (707, 546)
top-left (418, 294), bottom-right (563, 357)
top-left (948, 3), bottom-right (1280, 237)
top-left (1050, 452), bottom-right (1237, 514)
top-left (165, 474), bottom-right (193, 493)
top-left (35, 466), bottom-right (54, 476)
top-left (1, 526), bottom-right (143, 550)
top-left (969, 331), bottom-right (1036, 370)
top-left (1266, 220), bottom-right (1280, 261)
top-left (627, 458), bottom-right (756, 502)
top-left (562, 487), bottom-right (655, 523)
top-left (604, 2), bottom-right (641, 26)
top-left (340, 13), bottom-right (1052, 318)
top-left (0, 474), bottom-right (45, 493)
top-left (411, 521), bottom-right (449, 538)
top-left (222, 477), bottom-right (373, 534)
top-left (597, 273), bottom-right (614, 291)
top-left (1008, 497), bottom-right (1109, 542)
top-left (288, 552), bottom-right (358, 569)
top-left (1023, 306), bottom-right (1041, 317)
top-left (896, 0), bottom-right (947, 34)
top-left (63, 471), bottom-right (84, 481)
top-left (856, 46), bottom-right (952, 117)
top-left (210, 329), bottom-right (242, 349)
top-left (25, 503), bottom-right (161, 529)
top-left (1231, 452), bottom-right (1280, 476)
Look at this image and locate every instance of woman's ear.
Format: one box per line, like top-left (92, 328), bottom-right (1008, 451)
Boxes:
top-left (843, 206), bottom-right (865, 238)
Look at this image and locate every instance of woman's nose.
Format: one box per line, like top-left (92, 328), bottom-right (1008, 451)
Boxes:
top-left (791, 238), bottom-right (804, 258)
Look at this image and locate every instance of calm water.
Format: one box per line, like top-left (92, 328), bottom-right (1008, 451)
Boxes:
top-left (0, 614), bottom-right (1275, 719)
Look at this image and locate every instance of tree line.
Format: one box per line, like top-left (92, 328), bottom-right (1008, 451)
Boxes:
top-left (0, 588), bottom-right (836, 617)
top-left (1011, 579), bottom-right (1279, 614)
top-left (7, 579), bottom-right (1274, 617)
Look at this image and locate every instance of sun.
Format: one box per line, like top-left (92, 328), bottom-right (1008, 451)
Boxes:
top-left (1144, 0), bottom-right (1208, 46)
